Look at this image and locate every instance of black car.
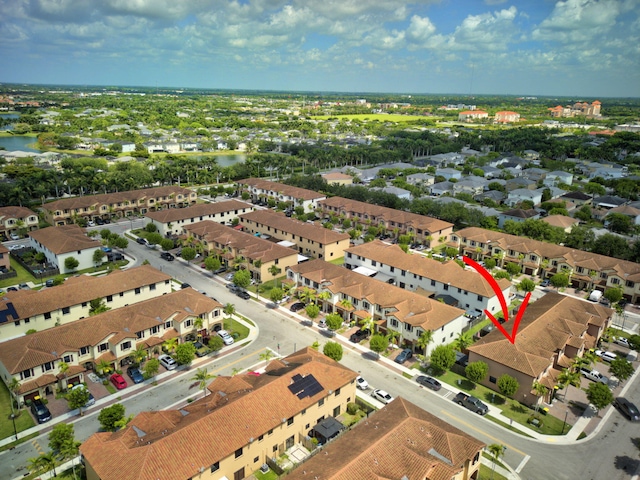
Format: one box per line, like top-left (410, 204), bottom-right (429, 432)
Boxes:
top-left (395, 348), bottom-right (413, 364)
top-left (416, 375), bottom-right (442, 391)
top-left (30, 398), bottom-right (52, 424)
top-left (136, 237), bottom-right (147, 245)
top-left (236, 290), bottom-right (251, 300)
top-left (45, 279), bottom-right (55, 287)
top-left (107, 252), bottom-right (124, 262)
top-left (213, 267), bottom-right (227, 275)
top-left (95, 218), bottom-right (104, 225)
top-left (181, 283), bottom-right (191, 289)
top-left (290, 302), bottom-right (305, 312)
top-left (349, 329), bottom-right (370, 343)
top-left (193, 341), bottom-right (211, 357)
top-left (127, 366), bottom-right (145, 384)
top-left (160, 252), bottom-right (175, 261)
top-left (613, 397), bottom-right (639, 421)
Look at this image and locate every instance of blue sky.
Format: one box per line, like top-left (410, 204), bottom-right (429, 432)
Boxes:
top-left (0, 0), bottom-right (638, 97)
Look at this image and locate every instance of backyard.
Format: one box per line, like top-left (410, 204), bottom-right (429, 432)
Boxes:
top-left (0, 381), bottom-right (35, 444)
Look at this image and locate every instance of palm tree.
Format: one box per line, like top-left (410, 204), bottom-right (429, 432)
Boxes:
top-left (190, 367), bottom-right (214, 398)
top-left (58, 362), bottom-right (70, 391)
top-left (162, 338), bottom-right (178, 355)
top-left (60, 438), bottom-right (81, 480)
top-left (95, 359), bottom-right (112, 376)
top-left (532, 381), bottom-right (549, 413)
top-left (557, 368), bottom-right (581, 401)
top-left (38, 452), bottom-right (59, 477)
top-left (259, 349), bottom-right (275, 364)
top-left (487, 444), bottom-right (504, 480)
top-left (454, 331), bottom-right (473, 353)
top-left (268, 264), bottom-right (282, 287)
top-left (359, 316), bottom-right (376, 334)
top-left (386, 329), bottom-right (401, 347)
top-left (130, 345), bottom-right (148, 366)
top-left (416, 330), bottom-right (434, 356)
top-left (223, 303), bottom-right (236, 317)
top-left (27, 455), bottom-right (47, 477)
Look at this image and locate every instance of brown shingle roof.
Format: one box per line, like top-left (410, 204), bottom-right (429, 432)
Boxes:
top-left (184, 220), bottom-right (299, 263)
top-left (0, 289), bottom-right (220, 375)
top-left (289, 259), bottom-right (464, 330)
top-left (42, 186), bottom-right (193, 212)
top-left (468, 293), bottom-right (612, 377)
top-left (541, 215), bottom-right (579, 229)
top-left (1, 265), bottom-right (170, 320)
top-left (319, 196), bottom-right (453, 235)
top-left (240, 209), bottom-right (349, 245)
top-left (238, 178), bottom-right (326, 201)
top-left (286, 397), bottom-right (485, 480)
top-left (346, 240), bottom-right (511, 298)
top-left (28, 225), bottom-right (101, 254)
top-left (80, 348), bottom-right (357, 480)
top-left (0, 206), bottom-right (37, 220)
top-left (144, 200), bottom-right (250, 223)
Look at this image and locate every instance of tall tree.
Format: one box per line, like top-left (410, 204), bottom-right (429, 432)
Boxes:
top-left (190, 367), bottom-right (214, 398)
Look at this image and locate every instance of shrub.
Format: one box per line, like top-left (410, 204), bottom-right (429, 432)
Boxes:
top-left (347, 403), bottom-right (359, 415)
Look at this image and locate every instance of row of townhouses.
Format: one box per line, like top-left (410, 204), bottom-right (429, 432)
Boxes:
top-left (237, 178), bottom-right (327, 212)
top-left (0, 206), bottom-right (39, 240)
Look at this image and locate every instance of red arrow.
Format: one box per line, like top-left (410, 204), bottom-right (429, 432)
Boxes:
top-left (462, 256), bottom-right (531, 344)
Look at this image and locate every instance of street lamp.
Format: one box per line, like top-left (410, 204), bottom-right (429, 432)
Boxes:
top-left (561, 409), bottom-right (569, 435)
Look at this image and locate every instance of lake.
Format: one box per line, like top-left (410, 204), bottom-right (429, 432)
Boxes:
top-left (0, 135), bottom-right (41, 152)
top-left (195, 154), bottom-right (245, 167)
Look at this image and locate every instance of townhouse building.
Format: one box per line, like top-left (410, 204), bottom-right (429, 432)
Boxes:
top-left (451, 227), bottom-right (640, 302)
top-left (0, 206), bottom-right (39, 240)
top-left (237, 178), bottom-right (326, 212)
top-left (40, 186), bottom-right (197, 226)
top-left (494, 111), bottom-right (521, 123)
top-left (318, 196), bottom-right (454, 249)
top-left (81, 348), bottom-right (358, 480)
top-left (145, 200), bottom-right (254, 236)
top-left (0, 265), bottom-right (172, 342)
top-left (239, 209), bottom-right (350, 261)
top-left (468, 293), bottom-right (612, 404)
top-left (344, 241), bottom-right (511, 318)
top-left (28, 225), bottom-right (103, 273)
top-left (287, 260), bottom-right (466, 354)
top-left (0, 244), bottom-right (9, 272)
top-left (458, 110), bottom-right (488, 122)
top-left (0, 289), bottom-right (222, 405)
top-left (287, 397), bottom-right (484, 480)
top-left (183, 221), bottom-right (299, 283)
top-left (321, 172), bottom-right (353, 186)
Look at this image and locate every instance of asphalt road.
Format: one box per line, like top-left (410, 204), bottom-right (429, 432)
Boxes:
top-left (2, 225), bottom-right (639, 479)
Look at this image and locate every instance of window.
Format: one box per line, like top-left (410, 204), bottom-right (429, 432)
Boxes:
top-left (151, 326), bottom-right (159, 334)
top-left (63, 354), bottom-right (74, 363)
top-left (98, 343), bottom-right (108, 352)
top-left (44, 312), bottom-right (51, 320)
top-left (258, 435), bottom-right (264, 441)
top-left (21, 369), bottom-right (33, 380)
top-left (333, 405), bottom-right (341, 417)
top-left (121, 341), bottom-right (131, 351)
top-left (301, 409), bottom-right (306, 415)
top-left (268, 429), bottom-right (273, 435)
top-left (390, 319), bottom-right (398, 327)
top-left (477, 295), bottom-right (482, 302)
top-left (335, 388), bottom-right (341, 396)
top-left (150, 283), bottom-right (156, 291)
top-left (210, 462), bottom-right (219, 473)
top-left (254, 456), bottom-right (259, 463)
top-left (135, 287), bottom-right (141, 295)
top-left (287, 417), bottom-right (294, 426)
top-left (136, 331), bottom-right (144, 339)
top-left (272, 445), bottom-right (278, 453)
top-left (318, 398), bottom-right (324, 407)
top-left (431, 280), bottom-right (436, 286)
top-left (185, 319), bottom-right (193, 328)
top-left (14, 320), bottom-right (20, 327)
top-left (235, 447), bottom-right (243, 458)
top-left (42, 361), bottom-right (54, 372)
top-left (165, 321), bottom-right (172, 329)
top-left (62, 307), bottom-right (70, 315)
top-left (443, 284), bottom-right (449, 291)
top-left (81, 302), bottom-right (87, 307)
top-left (80, 346), bottom-right (90, 356)
top-left (106, 295), bottom-right (113, 302)
top-left (404, 324), bottom-right (413, 332)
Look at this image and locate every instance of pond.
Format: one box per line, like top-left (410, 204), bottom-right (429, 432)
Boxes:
top-left (0, 135), bottom-right (41, 152)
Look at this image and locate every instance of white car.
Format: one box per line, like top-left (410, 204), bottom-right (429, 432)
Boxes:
top-left (372, 389), bottom-right (394, 405)
top-left (595, 350), bottom-right (617, 363)
top-left (614, 337), bottom-right (631, 348)
top-left (9, 233), bottom-right (20, 240)
top-left (355, 376), bottom-right (369, 390)
top-left (218, 329), bottom-right (234, 346)
top-left (158, 354), bottom-right (177, 370)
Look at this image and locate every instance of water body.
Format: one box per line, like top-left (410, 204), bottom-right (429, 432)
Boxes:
top-left (0, 113), bottom-right (19, 131)
top-left (0, 135), bottom-right (41, 152)
top-left (196, 154), bottom-right (246, 167)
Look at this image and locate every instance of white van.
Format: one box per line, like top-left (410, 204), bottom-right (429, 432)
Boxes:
top-left (589, 290), bottom-right (603, 302)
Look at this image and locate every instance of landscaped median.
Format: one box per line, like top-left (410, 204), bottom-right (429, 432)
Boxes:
top-left (435, 370), bottom-right (569, 436)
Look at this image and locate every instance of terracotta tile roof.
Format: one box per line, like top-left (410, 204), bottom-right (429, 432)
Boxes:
top-left (144, 200), bottom-right (251, 223)
top-left (0, 206), bottom-right (37, 220)
top-left (28, 225), bottom-right (101, 254)
top-left (286, 397), bottom-right (484, 480)
top-left (42, 186), bottom-right (193, 212)
top-left (322, 172), bottom-right (353, 181)
top-left (1, 265), bottom-right (170, 321)
top-left (346, 240), bottom-right (511, 298)
top-left (319, 196), bottom-right (453, 235)
top-left (240, 209), bottom-right (349, 245)
top-left (468, 293), bottom-right (612, 377)
top-left (541, 215), bottom-right (579, 229)
top-left (289, 259), bottom-right (464, 331)
top-left (80, 348), bottom-right (358, 480)
top-left (608, 205), bottom-right (640, 217)
top-left (0, 289), bottom-right (220, 375)
top-left (238, 178), bottom-right (326, 201)
top-left (455, 227), bottom-right (640, 281)
top-left (184, 220), bottom-right (298, 263)
top-left (0, 244), bottom-right (7, 254)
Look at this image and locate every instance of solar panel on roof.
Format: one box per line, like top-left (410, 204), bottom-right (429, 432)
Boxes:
top-left (288, 373), bottom-right (324, 399)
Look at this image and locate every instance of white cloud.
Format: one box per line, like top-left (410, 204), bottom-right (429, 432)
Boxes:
top-left (406, 15), bottom-right (437, 43)
top-left (445, 6), bottom-right (519, 51)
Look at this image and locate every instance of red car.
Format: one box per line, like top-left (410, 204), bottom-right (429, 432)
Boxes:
top-left (110, 373), bottom-right (128, 390)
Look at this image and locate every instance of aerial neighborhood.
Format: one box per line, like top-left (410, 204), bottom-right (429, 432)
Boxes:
top-left (0, 86), bottom-right (639, 480)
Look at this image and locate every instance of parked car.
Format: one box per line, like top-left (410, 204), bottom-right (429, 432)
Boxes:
top-left (317, 318), bottom-right (327, 329)
top-left (107, 252), bottom-right (124, 262)
top-left (71, 384), bottom-right (95, 407)
top-left (193, 341), bottom-right (211, 357)
top-left (127, 366), bottom-right (144, 384)
top-left (454, 392), bottom-right (488, 415)
top-left (290, 302), bottom-right (305, 312)
top-left (613, 397), bottom-right (639, 422)
top-left (372, 389), bottom-right (394, 404)
top-left (613, 337), bottom-right (631, 348)
top-left (236, 290), bottom-right (251, 300)
top-left (395, 348), bottom-right (413, 364)
top-left (595, 350), bottom-right (617, 363)
top-left (30, 398), bottom-right (52, 423)
top-left (416, 375), bottom-right (441, 391)
top-left (226, 283), bottom-right (240, 292)
top-left (181, 283), bottom-right (191, 289)
top-left (45, 279), bottom-right (55, 287)
top-left (540, 279), bottom-right (550, 287)
top-left (213, 267), bottom-right (227, 275)
top-left (9, 233), bottom-right (20, 240)
top-left (349, 329), bottom-right (370, 343)
top-left (158, 354), bottom-right (177, 370)
top-left (19, 283), bottom-right (29, 290)
top-left (101, 246), bottom-right (112, 253)
top-left (95, 218), bottom-right (104, 225)
top-left (579, 367), bottom-right (609, 385)
top-left (225, 273), bottom-right (235, 281)
top-left (136, 237), bottom-right (148, 245)
top-left (218, 330), bottom-right (235, 346)
top-left (355, 376), bottom-right (369, 390)
top-left (160, 252), bottom-right (175, 261)
top-left (110, 373), bottom-right (128, 390)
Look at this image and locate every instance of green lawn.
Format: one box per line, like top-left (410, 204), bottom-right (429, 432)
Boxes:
top-left (314, 113), bottom-right (428, 122)
top-left (0, 381), bottom-right (35, 441)
top-left (225, 318), bottom-right (250, 340)
top-left (479, 464), bottom-right (509, 480)
top-left (0, 258), bottom-right (34, 288)
top-left (435, 370), bottom-right (568, 435)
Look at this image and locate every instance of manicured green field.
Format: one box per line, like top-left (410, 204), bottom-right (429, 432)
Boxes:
top-left (314, 113), bottom-right (429, 122)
